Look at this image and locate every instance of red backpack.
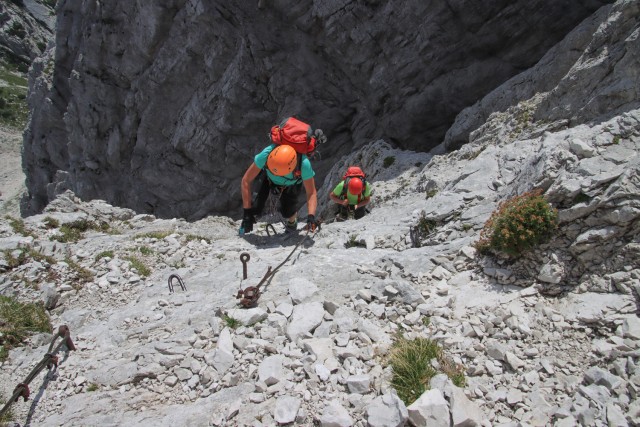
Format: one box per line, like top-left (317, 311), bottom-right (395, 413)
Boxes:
top-left (341, 166), bottom-right (367, 202)
top-left (270, 117), bottom-right (317, 154)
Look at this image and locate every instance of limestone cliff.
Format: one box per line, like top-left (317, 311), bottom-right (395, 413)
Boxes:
top-left (22, 0), bottom-right (611, 219)
top-left (0, 0), bottom-right (53, 70)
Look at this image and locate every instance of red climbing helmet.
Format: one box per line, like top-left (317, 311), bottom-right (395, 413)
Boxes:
top-left (347, 177), bottom-right (364, 195)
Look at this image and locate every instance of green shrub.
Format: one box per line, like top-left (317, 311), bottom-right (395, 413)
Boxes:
top-left (475, 190), bottom-right (557, 256)
top-left (387, 336), bottom-right (465, 405)
top-left (383, 156), bottom-right (396, 168)
top-left (0, 296), bottom-right (51, 362)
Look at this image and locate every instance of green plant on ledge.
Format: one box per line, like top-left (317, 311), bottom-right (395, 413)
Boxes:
top-left (5, 216), bottom-right (35, 238)
top-left (51, 219), bottom-right (110, 243)
top-left (383, 156), bottom-right (396, 168)
top-left (224, 315), bottom-right (240, 329)
top-left (95, 250), bottom-right (115, 262)
top-left (134, 230), bottom-right (173, 240)
top-left (0, 398), bottom-right (14, 423)
top-left (344, 234), bottom-right (366, 249)
top-left (124, 256), bottom-right (151, 277)
top-left (64, 257), bottom-right (94, 286)
top-left (0, 296), bottom-right (52, 362)
top-left (474, 189), bottom-right (557, 257)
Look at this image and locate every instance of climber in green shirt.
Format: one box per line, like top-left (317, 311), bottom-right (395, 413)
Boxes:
top-left (329, 166), bottom-right (372, 221)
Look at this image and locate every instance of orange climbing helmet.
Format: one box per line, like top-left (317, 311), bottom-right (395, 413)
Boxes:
top-left (347, 177), bottom-right (364, 195)
top-left (267, 144), bottom-right (297, 176)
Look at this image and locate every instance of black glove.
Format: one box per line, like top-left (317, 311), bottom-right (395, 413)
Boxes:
top-left (304, 214), bottom-right (320, 232)
top-left (239, 208), bottom-right (255, 235)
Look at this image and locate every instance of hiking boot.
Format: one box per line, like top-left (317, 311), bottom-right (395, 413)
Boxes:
top-left (285, 219), bottom-right (298, 232)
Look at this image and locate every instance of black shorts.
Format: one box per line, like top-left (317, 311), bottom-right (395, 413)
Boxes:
top-left (253, 171), bottom-right (303, 219)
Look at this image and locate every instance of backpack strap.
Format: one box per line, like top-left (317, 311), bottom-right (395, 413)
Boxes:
top-left (293, 154), bottom-right (303, 183)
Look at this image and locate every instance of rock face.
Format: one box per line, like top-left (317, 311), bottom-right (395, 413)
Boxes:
top-left (21, 0), bottom-right (610, 219)
top-left (0, 0), bottom-right (53, 70)
top-left (1, 1), bottom-right (639, 423)
top-left (444, 0), bottom-right (640, 151)
top-left (1, 106), bottom-right (638, 425)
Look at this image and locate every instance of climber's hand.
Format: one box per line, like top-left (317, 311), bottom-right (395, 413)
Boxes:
top-left (304, 214), bottom-right (320, 233)
top-left (239, 208), bottom-right (255, 235)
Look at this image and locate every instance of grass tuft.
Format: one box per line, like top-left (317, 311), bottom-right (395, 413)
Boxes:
top-left (135, 231), bottom-right (173, 240)
top-left (0, 397), bottom-right (14, 422)
top-left (43, 216), bottom-right (60, 229)
top-left (64, 258), bottom-right (94, 286)
top-left (137, 246), bottom-right (153, 256)
top-left (224, 315), bottom-right (240, 329)
top-left (185, 234), bottom-right (211, 244)
top-left (0, 295), bottom-right (52, 362)
top-left (124, 256), bottom-right (151, 277)
top-left (387, 336), bottom-right (465, 405)
top-left (50, 219), bottom-right (113, 243)
top-left (344, 234), bottom-right (365, 249)
top-left (95, 250), bottom-right (115, 262)
top-left (6, 215), bottom-right (35, 238)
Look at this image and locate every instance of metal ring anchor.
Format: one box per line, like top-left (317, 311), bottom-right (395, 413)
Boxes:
top-left (168, 274), bottom-right (186, 293)
top-left (265, 224), bottom-right (276, 237)
top-left (240, 252), bottom-right (250, 280)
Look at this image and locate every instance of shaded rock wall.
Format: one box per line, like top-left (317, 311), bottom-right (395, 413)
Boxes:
top-left (22, 0), bottom-right (611, 219)
top-left (0, 0), bottom-right (52, 69)
top-left (445, 0), bottom-right (639, 150)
